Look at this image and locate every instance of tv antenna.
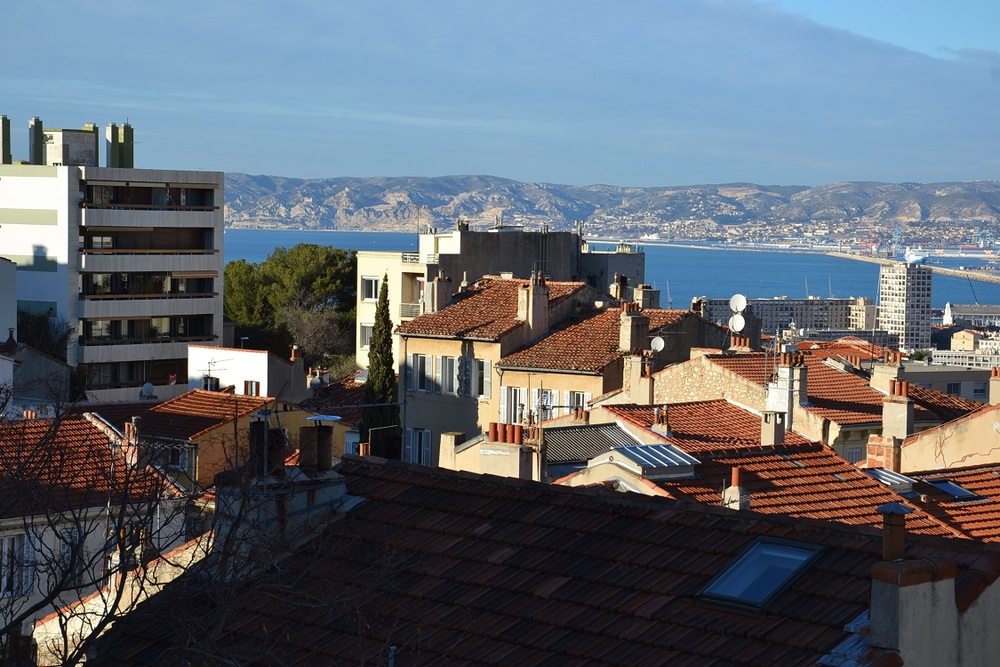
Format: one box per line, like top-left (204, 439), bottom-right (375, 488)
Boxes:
top-left (666, 280), bottom-right (673, 309)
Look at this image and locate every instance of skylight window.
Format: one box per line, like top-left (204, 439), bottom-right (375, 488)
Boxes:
top-left (701, 538), bottom-right (823, 608)
top-left (925, 478), bottom-right (982, 502)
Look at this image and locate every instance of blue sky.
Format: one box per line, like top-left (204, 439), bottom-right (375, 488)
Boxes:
top-left (2, 0), bottom-right (998, 186)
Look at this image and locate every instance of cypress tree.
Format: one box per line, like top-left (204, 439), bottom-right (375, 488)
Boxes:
top-left (361, 273), bottom-right (400, 457)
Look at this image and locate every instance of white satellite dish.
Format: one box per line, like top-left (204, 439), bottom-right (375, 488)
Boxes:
top-left (650, 336), bottom-right (665, 352)
top-left (729, 313), bottom-right (746, 333)
top-left (729, 293), bottom-right (748, 313)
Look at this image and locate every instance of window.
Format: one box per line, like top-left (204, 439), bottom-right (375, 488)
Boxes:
top-left (244, 380), bottom-right (260, 396)
top-left (59, 527), bottom-right (86, 588)
top-left (567, 390), bottom-right (591, 415)
top-left (469, 359), bottom-right (491, 398)
top-left (407, 354), bottom-right (431, 392)
top-left (701, 538), bottom-right (823, 608)
top-left (946, 382), bottom-right (961, 396)
top-left (533, 388), bottom-right (557, 422)
top-left (403, 428), bottom-right (432, 465)
top-left (925, 478), bottom-right (982, 502)
top-left (359, 323), bottom-right (374, 349)
top-left (973, 382), bottom-right (988, 398)
top-left (439, 356), bottom-right (459, 395)
top-left (203, 375), bottom-right (220, 391)
top-left (362, 276), bottom-right (380, 301)
top-left (846, 447), bottom-right (863, 464)
top-left (166, 445), bottom-right (190, 472)
top-left (500, 386), bottom-right (527, 424)
top-left (0, 533), bottom-right (29, 597)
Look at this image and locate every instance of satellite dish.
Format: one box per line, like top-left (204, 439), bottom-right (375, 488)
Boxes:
top-left (650, 336), bottom-right (665, 352)
top-left (729, 293), bottom-right (748, 313)
top-left (729, 313), bottom-right (746, 333)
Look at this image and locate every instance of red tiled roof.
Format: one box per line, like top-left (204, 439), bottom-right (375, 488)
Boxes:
top-left (908, 465), bottom-right (1000, 541)
top-left (601, 401), bottom-right (958, 536)
top-left (397, 276), bottom-right (588, 340)
top-left (92, 456), bottom-right (1000, 666)
top-left (0, 415), bottom-right (170, 517)
top-left (137, 390), bottom-right (272, 441)
top-left (499, 308), bottom-right (690, 373)
top-left (707, 351), bottom-right (980, 426)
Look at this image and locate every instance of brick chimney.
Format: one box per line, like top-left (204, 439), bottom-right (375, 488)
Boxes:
top-left (760, 411), bottom-right (785, 447)
top-left (517, 272), bottom-right (549, 343)
top-left (882, 378), bottom-right (914, 441)
top-left (765, 352), bottom-right (808, 432)
top-left (122, 416), bottom-right (146, 468)
top-left (722, 466), bottom-right (750, 510)
top-left (619, 301), bottom-right (650, 353)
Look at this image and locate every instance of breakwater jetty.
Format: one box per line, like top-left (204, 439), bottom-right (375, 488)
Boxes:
top-left (826, 251), bottom-right (1000, 286)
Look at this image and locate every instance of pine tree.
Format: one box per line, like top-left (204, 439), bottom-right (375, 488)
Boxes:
top-left (361, 273), bottom-right (400, 457)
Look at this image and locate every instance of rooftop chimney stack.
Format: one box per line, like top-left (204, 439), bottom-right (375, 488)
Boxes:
top-left (518, 273), bottom-right (550, 343)
top-left (634, 284), bottom-right (661, 309)
top-left (882, 378), bottom-right (914, 441)
top-left (722, 466), bottom-right (751, 510)
top-left (760, 411), bottom-right (785, 447)
top-left (619, 302), bottom-right (650, 353)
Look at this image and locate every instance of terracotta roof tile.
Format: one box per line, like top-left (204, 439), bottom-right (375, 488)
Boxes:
top-left (499, 308), bottom-right (691, 373)
top-left (601, 401), bottom-right (956, 536)
top-left (135, 389), bottom-right (272, 441)
top-left (299, 369), bottom-right (369, 427)
top-left (908, 465), bottom-right (1000, 541)
top-left (706, 352), bottom-right (980, 426)
top-left (93, 456), bottom-right (998, 665)
top-left (397, 276), bottom-right (589, 341)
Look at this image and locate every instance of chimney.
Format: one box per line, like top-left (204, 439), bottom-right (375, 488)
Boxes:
top-left (517, 273), bottom-right (549, 342)
top-left (625, 354), bottom-right (654, 405)
top-left (122, 416), bottom-right (146, 467)
top-left (990, 367), bottom-right (1000, 405)
top-left (619, 302), bottom-right (650, 353)
top-left (869, 358), bottom-right (903, 394)
top-left (426, 271), bottom-right (453, 313)
top-left (882, 379), bottom-right (914, 441)
top-left (877, 502), bottom-right (912, 561)
top-left (760, 411), bottom-right (785, 447)
top-left (765, 353), bottom-right (808, 432)
top-left (722, 466), bottom-right (750, 510)
top-left (863, 434), bottom-right (902, 472)
top-left (651, 406), bottom-right (672, 437)
top-left (634, 284), bottom-right (661, 309)
top-left (298, 425), bottom-right (319, 468)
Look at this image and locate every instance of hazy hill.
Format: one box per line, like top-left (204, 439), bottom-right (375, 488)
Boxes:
top-left (224, 174), bottom-right (1000, 239)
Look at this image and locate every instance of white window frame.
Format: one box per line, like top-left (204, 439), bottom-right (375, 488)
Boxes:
top-left (439, 356), bottom-right (459, 395)
top-left (533, 388), bottom-right (558, 423)
top-left (361, 276), bottom-right (381, 302)
top-left (0, 533), bottom-right (29, 598)
top-left (359, 323), bottom-right (374, 349)
top-left (470, 358), bottom-right (492, 399)
top-left (403, 428), bottom-right (433, 465)
top-left (408, 354), bottom-right (431, 392)
top-left (59, 527), bottom-right (86, 588)
top-left (500, 386), bottom-right (527, 424)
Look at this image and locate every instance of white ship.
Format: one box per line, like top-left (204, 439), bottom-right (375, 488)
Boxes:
top-left (903, 246), bottom-right (927, 264)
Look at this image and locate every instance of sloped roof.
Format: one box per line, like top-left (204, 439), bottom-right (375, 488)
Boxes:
top-left (600, 401), bottom-right (958, 536)
top-left (91, 456), bottom-right (1000, 666)
top-left (907, 465), bottom-right (1000, 541)
top-left (397, 276), bottom-right (589, 341)
top-left (299, 369), bottom-right (369, 428)
top-left (133, 390), bottom-right (272, 441)
top-left (498, 308), bottom-right (691, 373)
top-left (0, 415), bottom-right (169, 517)
top-left (544, 422), bottom-right (640, 463)
top-left (706, 352), bottom-right (980, 426)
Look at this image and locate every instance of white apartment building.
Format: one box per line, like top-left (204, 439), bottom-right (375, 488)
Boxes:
top-left (355, 221), bottom-right (644, 369)
top-left (695, 294), bottom-right (874, 335)
top-left (0, 116), bottom-right (224, 401)
top-left (877, 262), bottom-right (932, 351)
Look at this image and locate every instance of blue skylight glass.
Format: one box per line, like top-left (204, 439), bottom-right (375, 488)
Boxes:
top-left (702, 538), bottom-right (823, 608)
top-left (925, 478), bottom-right (981, 501)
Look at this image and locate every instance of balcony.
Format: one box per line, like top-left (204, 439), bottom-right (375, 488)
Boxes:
top-left (399, 302), bottom-right (422, 319)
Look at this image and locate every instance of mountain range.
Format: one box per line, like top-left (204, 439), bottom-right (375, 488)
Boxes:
top-left (224, 174), bottom-right (1000, 240)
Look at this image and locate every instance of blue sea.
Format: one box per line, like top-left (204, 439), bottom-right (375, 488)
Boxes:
top-left (223, 229), bottom-right (1000, 309)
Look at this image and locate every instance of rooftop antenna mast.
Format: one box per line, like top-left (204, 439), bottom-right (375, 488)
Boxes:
top-left (666, 279), bottom-right (673, 309)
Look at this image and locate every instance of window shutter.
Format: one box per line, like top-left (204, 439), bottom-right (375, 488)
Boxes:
top-left (499, 386), bottom-right (508, 424)
top-left (421, 430), bottom-right (432, 466)
top-left (403, 428), bottom-right (414, 462)
top-left (405, 354), bottom-right (414, 391)
top-left (583, 392), bottom-right (592, 410)
top-left (531, 389), bottom-right (540, 422)
top-left (22, 533), bottom-right (35, 595)
top-left (562, 391), bottom-right (570, 416)
top-left (482, 360), bottom-right (492, 397)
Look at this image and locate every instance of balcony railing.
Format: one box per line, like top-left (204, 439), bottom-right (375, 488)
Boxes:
top-left (399, 302), bottom-right (422, 318)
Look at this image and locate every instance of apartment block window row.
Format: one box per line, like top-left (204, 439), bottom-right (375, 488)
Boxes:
top-left (87, 358), bottom-right (187, 390)
top-left (83, 183), bottom-right (216, 210)
top-left (80, 227), bottom-right (214, 253)
top-left (405, 354), bottom-right (492, 399)
top-left (499, 387), bottom-right (590, 424)
top-left (80, 272), bottom-right (214, 298)
top-left (81, 315), bottom-right (214, 344)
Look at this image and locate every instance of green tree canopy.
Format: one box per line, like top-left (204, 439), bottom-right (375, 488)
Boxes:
top-left (224, 244), bottom-right (357, 367)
